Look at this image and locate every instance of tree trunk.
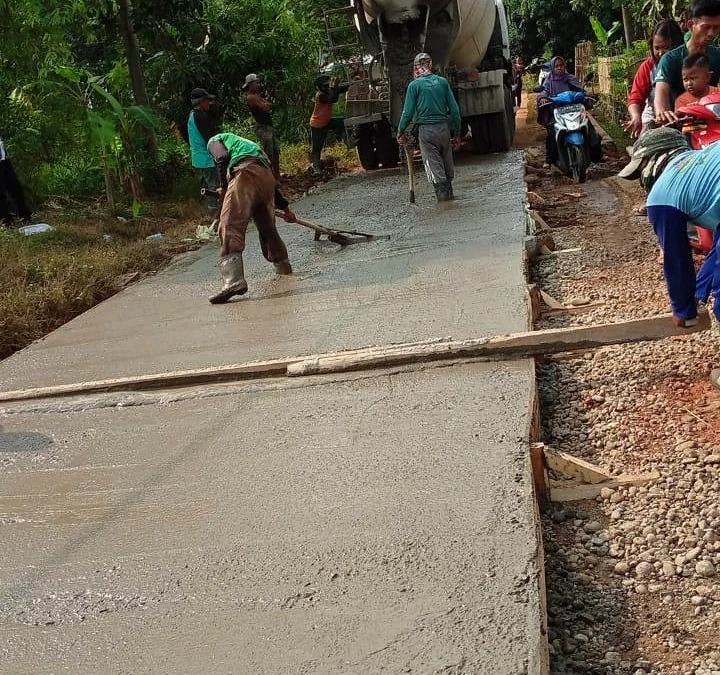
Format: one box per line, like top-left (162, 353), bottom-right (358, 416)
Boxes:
top-left (621, 5), bottom-right (635, 50)
top-left (117, 0), bottom-right (158, 161)
top-left (118, 0), bottom-right (149, 106)
top-left (102, 154), bottom-right (115, 212)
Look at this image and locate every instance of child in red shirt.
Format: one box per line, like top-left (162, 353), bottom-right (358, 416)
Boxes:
top-left (675, 53), bottom-right (719, 109)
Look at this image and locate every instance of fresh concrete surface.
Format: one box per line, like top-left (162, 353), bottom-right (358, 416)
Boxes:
top-left (0, 154), bottom-right (528, 391)
top-left (0, 363), bottom-right (543, 674)
top-left (0, 152), bottom-right (547, 674)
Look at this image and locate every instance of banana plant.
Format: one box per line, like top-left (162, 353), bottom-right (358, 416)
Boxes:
top-left (39, 66), bottom-right (160, 209)
top-left (589, 16), bottom-right (624, 54)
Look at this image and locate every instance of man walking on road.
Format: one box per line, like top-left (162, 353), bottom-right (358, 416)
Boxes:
top-left (309, 75), bottom-right (349, 176)
top-left (618, 127), bottom-right (720, 385)
top-left (654, 0), bottom-right (720, 123)
top-left (243, 74), bottom-right (281, 179)
top-left (186, 88), bottom-right (221, 219)
top-left (397, 53), bottom-right (461, 202)
top-left (206, 132), bottom-right (296, 304)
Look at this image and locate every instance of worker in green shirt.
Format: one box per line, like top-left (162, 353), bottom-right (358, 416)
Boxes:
top-left (206, 132), bottom-right (296, 304)
top-left (397, 53), bottom-right (461, 202)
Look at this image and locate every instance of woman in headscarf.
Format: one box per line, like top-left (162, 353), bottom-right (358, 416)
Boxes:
top-left (541, 56), bottom-right (583, 98)
top-left (537, 56), bottom-right (600, 168)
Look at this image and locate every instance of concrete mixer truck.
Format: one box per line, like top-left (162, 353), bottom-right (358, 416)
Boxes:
top-left (325, 0), bottom-right (515, 170)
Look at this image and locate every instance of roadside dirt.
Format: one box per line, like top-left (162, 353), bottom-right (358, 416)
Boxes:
top-left (521, 107), bottom-right (720, 675)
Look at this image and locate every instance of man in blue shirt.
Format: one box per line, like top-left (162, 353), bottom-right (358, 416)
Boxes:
top-left (397, 53), bottom-right (461, 202)
top-left (654, 0), bottom-right (720, 122)
top-left (619, 127), bottom-right (720, 386)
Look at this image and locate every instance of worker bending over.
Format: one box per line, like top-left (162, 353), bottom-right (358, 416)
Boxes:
top-left (206, 132), bottom-right (296, 304)
top-left (618, 127), bottom-right (720, 386)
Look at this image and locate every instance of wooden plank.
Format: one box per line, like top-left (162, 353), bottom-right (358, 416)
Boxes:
top-left (550, 472), bottom-right (660, 502)
top-left (0, 314), bottom-right (709, 402)
top-left (0, 337), bottom-right (456, 403)
top-left (543, 446), bottom-right (611, 484)
top-left (0, 358), bottom-right (296, 403)
top-left (530, 443), bottom-right (549, 506)
top-left (545, 302), bottom-right (604, 316)
top-left (286, 312), bottom-right (710, 378)
top-left (537, 247), bottom-right (582, 259)
top-left (529, 210), bottom-right (551, 232)
top-left (539, 290), bottom-right (567, 310)
top-left (527, 284), bottom-right (542, 325)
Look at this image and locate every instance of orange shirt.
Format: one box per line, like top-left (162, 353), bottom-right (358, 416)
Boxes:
top-left (310, 92), bottom-right (333, 129)
top-left (675, 86), bottom-right (719, 111)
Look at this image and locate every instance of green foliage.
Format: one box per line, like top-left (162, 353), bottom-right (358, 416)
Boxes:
top-left (589, 17), bottom-right (624, 53)
top-left (505, 0), bottom-right (620, 59)
top-left (1, 0), bottom-right (341, 207)
top-left (592, 40), bottom-right (650, 136)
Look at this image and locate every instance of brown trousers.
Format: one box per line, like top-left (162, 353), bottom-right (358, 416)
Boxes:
top-left (218, 159), bottom-right (289, 261)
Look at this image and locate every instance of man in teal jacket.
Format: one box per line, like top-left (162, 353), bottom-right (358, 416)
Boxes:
top-left (186, 88), bottom-right (221, 217)
top-left (397, 53), bottom-right (462, 202)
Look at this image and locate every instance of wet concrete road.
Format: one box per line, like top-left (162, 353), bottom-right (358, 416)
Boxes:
top-left (0, 155), bottom-right (528, 391)
top-left (0, 153), bottom-right (547, 674)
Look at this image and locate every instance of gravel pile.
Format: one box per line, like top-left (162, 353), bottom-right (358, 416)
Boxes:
top-left (528, 151), bottom-right (720, 675)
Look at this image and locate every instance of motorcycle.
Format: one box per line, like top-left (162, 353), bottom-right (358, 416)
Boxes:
top-left (539, 90), bottom-right (596, 183)
top-left (672, 91), bottom-right (720, 253)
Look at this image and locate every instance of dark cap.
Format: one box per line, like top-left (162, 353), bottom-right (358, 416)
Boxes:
top-left (190, 88), bottom-right (216, 104)
top-left (315, 75), bottom-right (331, 88)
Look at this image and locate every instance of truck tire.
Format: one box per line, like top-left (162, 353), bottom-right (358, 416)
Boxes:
top-left (487, 88), bottom-right (514, 152)
top-left (374, 120), bottom-right (399, 168)
top-left (356, 125), bottom-right (379, 171)
top-left (468, 115), bottom-right (491, 154)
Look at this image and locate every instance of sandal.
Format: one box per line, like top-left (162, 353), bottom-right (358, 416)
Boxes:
top-left (673, 315), bottom-right (699, 328)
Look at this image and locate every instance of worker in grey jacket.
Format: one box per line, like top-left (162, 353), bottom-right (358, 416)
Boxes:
top-left (397, 53), bottom-right (461, 202)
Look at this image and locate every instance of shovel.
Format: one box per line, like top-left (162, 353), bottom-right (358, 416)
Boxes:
top-left (276, 211), bottom-right (387, 247)
top-left (404, 144), bottom-right (416, 204)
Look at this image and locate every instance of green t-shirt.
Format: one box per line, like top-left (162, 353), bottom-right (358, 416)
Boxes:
top-left (207, 132), bottom-right (267, 169)
top-left (398, 74), bottom-right (461, 135)
top-left (655, 44), bottom-right (720, 97)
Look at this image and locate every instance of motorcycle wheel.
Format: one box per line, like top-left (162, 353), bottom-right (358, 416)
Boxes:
top-left (568, 145), bottom-right (588, 184)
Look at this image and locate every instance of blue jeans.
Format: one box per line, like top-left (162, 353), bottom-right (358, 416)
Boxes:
top-left (648, 205), bottom-right (720, 321)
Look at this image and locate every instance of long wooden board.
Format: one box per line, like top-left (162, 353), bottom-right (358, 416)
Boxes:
top-left (0, 313), bottom-right (708, 403)
top-left (287, 312), bottom-right (710, 377)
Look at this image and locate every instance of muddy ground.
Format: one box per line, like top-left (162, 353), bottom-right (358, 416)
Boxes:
top-left (520, 114), bottom-right (720, 675)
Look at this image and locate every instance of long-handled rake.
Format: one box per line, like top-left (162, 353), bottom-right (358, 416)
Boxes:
top-left (276, 211), bottom-right (389, 247)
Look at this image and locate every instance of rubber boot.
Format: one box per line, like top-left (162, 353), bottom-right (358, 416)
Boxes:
top-left (445, 181), bottom-right (455, 200)
top-left (209, 254), bottom-right (248, 304)
top-left (273, 259), bottom-right (293, 275)
top-left (433, 183), bottom-right (445, 202)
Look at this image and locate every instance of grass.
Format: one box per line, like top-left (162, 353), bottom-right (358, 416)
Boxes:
top-left (280, 140), bottom-right (359, 176)
top-left (0, 201), bottom-right (206, 361)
